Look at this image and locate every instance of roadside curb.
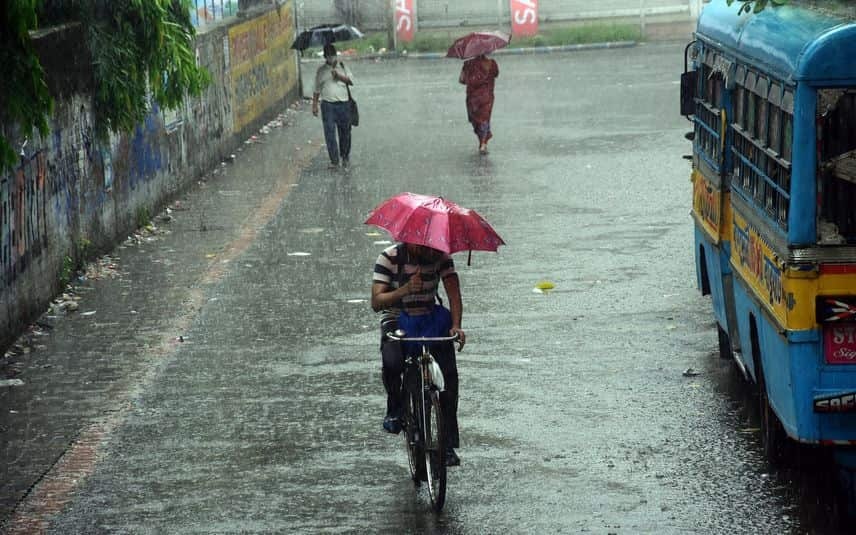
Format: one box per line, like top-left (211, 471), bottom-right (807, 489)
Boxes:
top-left (299, 40), bottom-right (638, 63)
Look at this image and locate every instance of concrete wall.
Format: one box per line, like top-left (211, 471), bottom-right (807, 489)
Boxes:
top-left (0, 2), bottom-right (300, 350)
top-left (296, 0), bottom-right (703, 31)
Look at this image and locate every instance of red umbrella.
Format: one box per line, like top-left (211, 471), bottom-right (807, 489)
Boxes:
top-left (365, 193), bottom-right (505, 259)
top-left (446, 31), bottom-right (511, 59)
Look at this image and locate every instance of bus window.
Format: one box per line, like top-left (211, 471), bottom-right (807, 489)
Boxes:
top-left (704, 71), bottom-right (723, 109)
top-left (778, 196), bottom-right (788, 226)
top-left (747, 93), bottom-right (757, 138)
top-left (818, 90), bottom-right (856, 161)
top-left (782, 114), bottom-right (793, 162)
top-left (754, 151), bottom-right (765, 202)
top-left (769, 106), bottom-right (782, 155)
top-left (696, 64), bottom-right (705, 100)
top-left (714, 76), bottom-right (723, 109)
top-left (704, 65), bottom-right (713, 103)
top-left (818, 90), bottom-right (856, 244)
top-left (735, 86), bottom-right (745, 127)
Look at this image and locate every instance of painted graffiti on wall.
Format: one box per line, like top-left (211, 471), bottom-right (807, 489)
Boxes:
top-left (229, 2), bottom-right (298, 132)
top-left (1, 152), bottom-right (48, 286)
top-left (129, 112), bottom-right (165, 191)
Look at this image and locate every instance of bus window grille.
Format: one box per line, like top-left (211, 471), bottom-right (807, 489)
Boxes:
top-left (733, 154), bottom-right (741, 181)
top-left (758, 100), bottom-right (769, 146)
top-left (735, 87), bottom-right (744, 126)
top-left (769, 106), bottom-right (782, 155)
top-left (765, 182), bottom-right (775, 215)
top-left (783, 115), bottom-right (794, 161)
top-left (767, 160), bottom-right (777, 186)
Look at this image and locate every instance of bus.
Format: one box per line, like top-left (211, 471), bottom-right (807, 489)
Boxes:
top-left (681, 0), bottom-right (856, 465)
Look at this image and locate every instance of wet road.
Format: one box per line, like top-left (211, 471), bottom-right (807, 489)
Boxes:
top-left (4, 43), bottom-right (850, 533)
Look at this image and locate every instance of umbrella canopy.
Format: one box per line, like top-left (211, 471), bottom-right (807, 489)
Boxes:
top-left (364, 193), bottom-right (505, 255)
top-left (446, 31), bottom-right (510, 59)
top-left (291, 24), bottom-right (364, 51)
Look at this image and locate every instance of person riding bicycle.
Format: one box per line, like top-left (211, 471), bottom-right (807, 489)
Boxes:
top-left (371, 241), bottom-right (466, 466)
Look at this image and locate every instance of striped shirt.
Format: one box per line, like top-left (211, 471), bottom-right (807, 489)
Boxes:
top-left (373, 243), bottom-right (456, 323)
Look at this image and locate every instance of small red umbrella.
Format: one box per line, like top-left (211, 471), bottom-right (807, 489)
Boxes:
top-left (446, 31), bottom-right (511, 60)
top-left (365, 193), bottom-right (505, 262)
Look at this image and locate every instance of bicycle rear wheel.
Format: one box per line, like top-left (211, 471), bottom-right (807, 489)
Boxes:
top-left (403, 391), bottom-right (425, 484)
top-left (423, 390), bottom-right (447, 512)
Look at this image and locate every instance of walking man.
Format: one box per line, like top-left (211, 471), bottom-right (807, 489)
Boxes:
top-left (312, 44), bottom-right (355, 169)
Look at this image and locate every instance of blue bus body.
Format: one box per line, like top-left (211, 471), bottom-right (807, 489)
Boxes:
top-left (688, 0), bottom-right (856, 452)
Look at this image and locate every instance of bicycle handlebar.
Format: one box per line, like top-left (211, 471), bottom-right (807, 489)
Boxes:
top-left (385, 329), bottom-right (460, 343)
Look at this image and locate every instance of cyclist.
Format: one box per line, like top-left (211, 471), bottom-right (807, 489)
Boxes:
top-left (371, 241), bottom-right (466, 466)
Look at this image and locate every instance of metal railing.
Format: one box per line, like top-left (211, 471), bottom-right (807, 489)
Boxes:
top-left (191, 0), bottom-right (239, 27)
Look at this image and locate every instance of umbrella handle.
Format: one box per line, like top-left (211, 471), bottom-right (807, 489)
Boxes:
top-left (467, 250), bottom-right (472, 266)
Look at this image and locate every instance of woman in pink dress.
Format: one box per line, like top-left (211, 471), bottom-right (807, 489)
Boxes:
top-left (459, 54), bottom-right (499, 154)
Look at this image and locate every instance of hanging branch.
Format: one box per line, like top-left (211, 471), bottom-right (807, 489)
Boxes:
top-left (0, 0), bottom-right (209, 173)
top-left (0, 1), bottom-right (52, 170)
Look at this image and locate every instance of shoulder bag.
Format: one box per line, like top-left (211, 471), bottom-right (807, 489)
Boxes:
top-left (341, 62), bottom-right (359, 127)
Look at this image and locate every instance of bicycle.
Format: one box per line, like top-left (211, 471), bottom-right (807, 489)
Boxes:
top-left (385, 329), bottom-right (459, 512)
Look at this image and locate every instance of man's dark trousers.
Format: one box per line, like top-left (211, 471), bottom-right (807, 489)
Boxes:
top-left (320, 100), bottom-right (351, 165)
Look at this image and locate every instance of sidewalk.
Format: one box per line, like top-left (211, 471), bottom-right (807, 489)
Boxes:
top-left (370, 40), bottom-right (638, 60)
top-left (0, 102), bottom-right (324, 530)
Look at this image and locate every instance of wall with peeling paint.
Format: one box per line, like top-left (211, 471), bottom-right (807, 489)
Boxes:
top-left (0, 2), bottom-right (299, 350)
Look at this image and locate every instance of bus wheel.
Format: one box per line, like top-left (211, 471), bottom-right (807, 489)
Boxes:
top-left (751, 318), bottom-right (788, 464)
top-left (717, 324), bottom-right (732, 360)
top-left (759, 374), bottom-right (789, 465)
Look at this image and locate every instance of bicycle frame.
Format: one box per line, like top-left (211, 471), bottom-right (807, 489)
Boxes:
top-left (386, 329), bottom-right (458, 512)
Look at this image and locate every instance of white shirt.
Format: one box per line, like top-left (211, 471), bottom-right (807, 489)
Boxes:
top-left (314, 62), bottom-right (354, 103)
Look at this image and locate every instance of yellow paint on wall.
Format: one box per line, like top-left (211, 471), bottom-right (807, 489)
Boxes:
top-left (229, 2), bottom-right (297, 132)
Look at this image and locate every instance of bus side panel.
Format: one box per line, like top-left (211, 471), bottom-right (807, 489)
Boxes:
top-left (695, 228), bottom-right (729, 331)
top-left (733, 274), bottom-right (799, 437)
top-left (789, 336), bottom-right (856, 443)
top-left (790, 337), bottom-right (822, 441)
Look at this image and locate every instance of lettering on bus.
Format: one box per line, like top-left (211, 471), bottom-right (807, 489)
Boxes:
top-left (823, 322), bottom-right (856, 364)
top-left (815, 393), bottom-right (856, 413)
top-left (763, 257), bottom-right (783, 305)
top-left (693, 177), bottom-right (720, 229)
top-left (733, 221), bottom-right (783, 306)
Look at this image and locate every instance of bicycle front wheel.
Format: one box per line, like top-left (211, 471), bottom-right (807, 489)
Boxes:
top-left (423, 390), bottom-right (447, 512)
top-left (404, 390), bottom-right (425, 485)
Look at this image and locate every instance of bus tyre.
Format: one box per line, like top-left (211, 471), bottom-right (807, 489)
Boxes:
top-left (759, 380), bottom-right (789, 465)
top-left (717, 324), bottom-right (732, 360)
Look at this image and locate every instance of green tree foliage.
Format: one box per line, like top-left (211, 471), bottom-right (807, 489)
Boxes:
top-left (726, 0), bottom-right (791, 14)
top-left (0, 0), bottom-right (210, 173)
top-left (0, 1), bottom-right (52, 170)
top-left (85, 0), bottom-right (210, 138)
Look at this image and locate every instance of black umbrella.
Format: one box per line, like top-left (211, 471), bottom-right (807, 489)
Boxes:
top-left (291, 24), bottom-right (364, 51)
